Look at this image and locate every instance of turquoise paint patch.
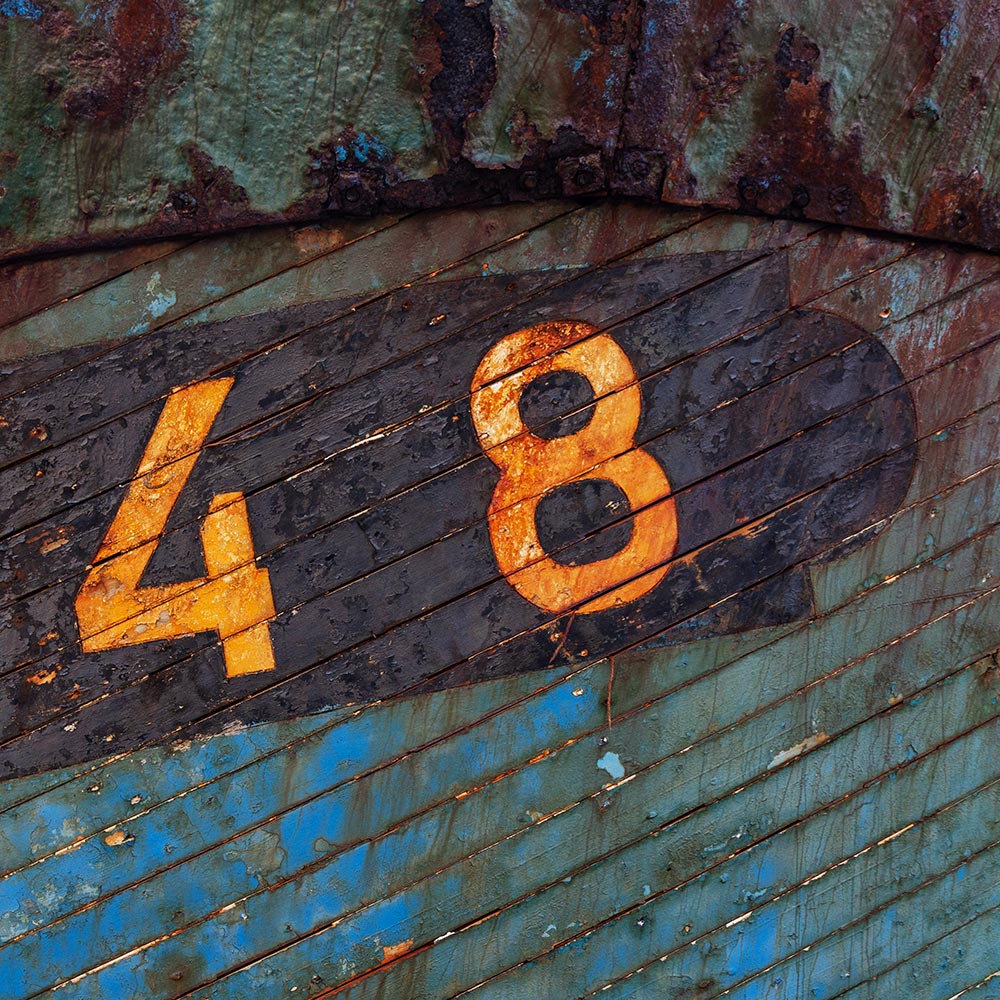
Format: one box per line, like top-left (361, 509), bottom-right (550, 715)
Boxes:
top-left (940, 10), bottom-right (960, 47)
top-left (335, 132), bottom-right (392, 165)
top-left (125, 271), bottom-right (177, 337)
top-left (597, 751), bottom-right (625, 781)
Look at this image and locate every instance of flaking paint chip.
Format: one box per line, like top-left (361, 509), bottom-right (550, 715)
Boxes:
top-left (597, 750), bottom-right (625, 781)
top-left (768, 732), bottom-right (829, 769)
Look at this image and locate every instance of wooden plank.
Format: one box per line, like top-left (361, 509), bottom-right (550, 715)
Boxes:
top-left (0, 232), bottom-right (988, 764)
top-left (591, 820), bottom-right (1000, 1000)
top-left (4, 423), bottom-right (994, 919)
top-left (0, 238), bottom-right (191, 331)
top-left (274, 686), bottom-right (1000, 1000)
top-left (67, 632), bottom-right (999, 998)
top-left (836, 908), bottom-right (1000, 1000)
top-left (4, 308), bottom-right (973, 779)
top-left (4, 226), bottom-right (833, 775)
top-left (712, 838), bottom-right (999, 1000)
top-left (0, 200), bottom-right (575, 426)
top-left (469, 778), bottom-right (1000, 1000)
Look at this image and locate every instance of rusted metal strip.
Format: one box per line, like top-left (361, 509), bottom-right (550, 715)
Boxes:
top-left (1, 0), bottom-right (998, 261)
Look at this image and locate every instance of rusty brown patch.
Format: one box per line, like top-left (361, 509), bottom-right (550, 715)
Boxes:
top-left (381, 939), bottom-right (414, 962)
top-left (914, 168), bottom-right (1000, 249)
top-left (622, 0), bottom-right (759, 202)
top-left (162, 144), bottom-right (251, 225)
top-left (729, 27), bottom-right (889, 228)
top-left (418, 0), bottom-right (498, 160)
top-left (62, 0), bottom-right (190, 126)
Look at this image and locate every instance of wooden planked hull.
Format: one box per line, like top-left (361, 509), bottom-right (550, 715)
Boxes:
top-left (0, 201), bottom-right (997, 998)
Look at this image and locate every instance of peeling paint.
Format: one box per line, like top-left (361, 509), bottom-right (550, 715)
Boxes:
top-left (768, 732), bottom-right (830, 770)
top-left (597, 750), bottom-right (625, 781)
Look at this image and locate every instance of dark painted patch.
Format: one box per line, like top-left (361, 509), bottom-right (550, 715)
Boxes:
top-left (546, 0), bottom-right (627, 32)
top-left (774, 25), bottom-right (820, 90)
top-left (536, 479), bottom-right (633, 565)
top-left (423, 0), bottom-right (498, 158)
top-left (519, 370), bottom-right (596, 439)
top-left (0, 259), bottom-right (917, 778)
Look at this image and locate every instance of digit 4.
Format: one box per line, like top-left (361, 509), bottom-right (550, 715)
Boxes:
top-left (75, 378), bottom-right (276, 678)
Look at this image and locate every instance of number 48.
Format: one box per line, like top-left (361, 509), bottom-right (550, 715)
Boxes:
top-left (75, 324), bottom-right (678, 679)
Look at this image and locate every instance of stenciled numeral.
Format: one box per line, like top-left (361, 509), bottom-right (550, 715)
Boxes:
top-left (471, 321), bottom-right (678, 613)
top-left (75, 378), bottom-right (276, 677)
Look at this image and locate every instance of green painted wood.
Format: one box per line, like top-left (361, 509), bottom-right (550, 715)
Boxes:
top-left (592, 799), bottom-right (1000, 1000)
top-left (713, 828), bottom-right (999, 1000)
top-left (0, 237), bottom-right (192, 331)
top-left (498, 776), bottom-right (1000, 1000)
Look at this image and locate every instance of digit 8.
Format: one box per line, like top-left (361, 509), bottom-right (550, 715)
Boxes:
top-left (471, 320), bottom-right (678, 613)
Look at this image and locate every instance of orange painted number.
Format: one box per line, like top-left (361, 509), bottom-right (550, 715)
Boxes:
top-left (75, 378), bottom-right (276, 677)
top-left (471, 321), bottom-right (678, 614)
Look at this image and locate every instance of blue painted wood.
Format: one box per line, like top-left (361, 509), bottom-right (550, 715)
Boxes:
top-left (335, 718), bottom-right (1000, 1000)
top-left (837, 905), bottom-right (1000, 1000)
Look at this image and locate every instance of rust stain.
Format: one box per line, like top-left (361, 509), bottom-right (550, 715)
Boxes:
top-left (291, 224), bottom-right (356, 255)
top-left (728, 27), bottom-right (888, 229)
top-left (103, 830), bottom-right (129, 846)
top-left (382, 940), bottom-right (414, 963)
top-left (62, 0), bottom-right (189, 126)
top-left (164, 145), bottom-right (252, 227)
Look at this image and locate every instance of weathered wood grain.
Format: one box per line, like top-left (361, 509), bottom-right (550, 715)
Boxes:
top-left (89, 634), bottom-right (998, 999)
top-left (344, 765), bottom-right (1000, 1000)
top-left (0, 202), bottom-right (996, 999)
top-left (835, 906), bottom-right (1000, 1000)
top-left (3, 213), bottom-right (836, 772)
top-left (0, 237), bottom-right (192, 332)
top-left (257, 620), bottom-right (1000, 1000)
